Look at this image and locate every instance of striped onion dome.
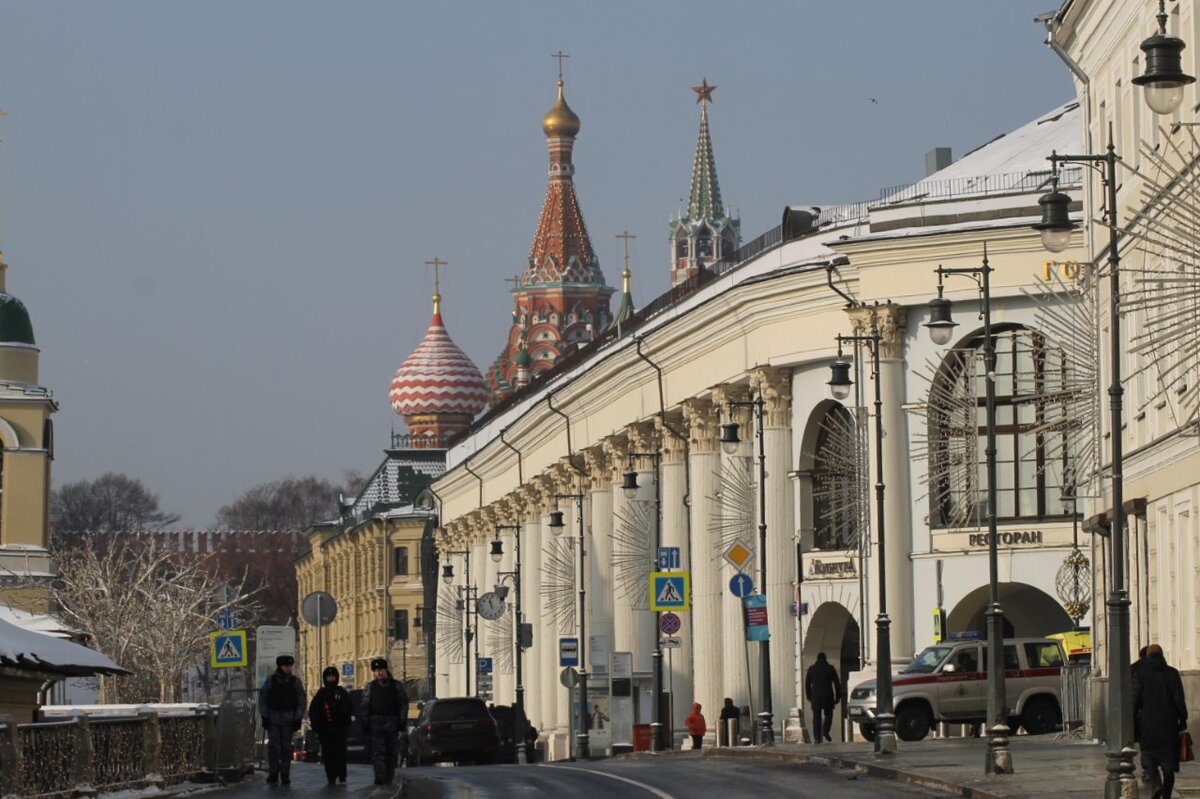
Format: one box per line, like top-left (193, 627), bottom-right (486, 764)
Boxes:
top-left (389, 293), bottom-right (489, 417)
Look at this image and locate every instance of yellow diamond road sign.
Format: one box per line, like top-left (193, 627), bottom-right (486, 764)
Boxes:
top-left (723, 541), bottom-right (754, 573)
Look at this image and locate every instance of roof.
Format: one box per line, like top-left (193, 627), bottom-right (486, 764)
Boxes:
top-left (0, 293), bottom-right (35, 345)
top-left (0, 605), bottom-right (79, 640)
top-left (343, 447), bottom-right (446, 526)
top-left (0, 615), bottom-right (129, 677)
top-left (389, 301), bottom-right (489, 418)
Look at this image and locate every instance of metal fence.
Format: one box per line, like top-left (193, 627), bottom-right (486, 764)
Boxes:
top-left (1055, 664), bottom-right (1091, 739)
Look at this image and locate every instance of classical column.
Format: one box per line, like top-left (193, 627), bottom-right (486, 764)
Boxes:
top-left (712, 384), bottom-right (756, 723)
top-left (627, 422), bottom-right (660, 679)
top-left (584, 446), bottom-right (614, 679)
top-left (657, 413), bottom-right (692, 747)
top-left (683, 397), bottom-right (723, 746)
top-left (493, 507), bottom-right (516, 707)
top-left (751, 366), bottom-right (797, 732)
top-left (519, 484), bottom-right (546, 741)
top-left (850, 303), bottom-right (914, 661)
top-left (547, 464), bottom-right (575, 758)
top-left (533, 477), bottom-right (563, 758)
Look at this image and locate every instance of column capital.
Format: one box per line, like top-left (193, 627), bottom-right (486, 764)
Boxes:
top-left (627, 421), bottom-right (660, 457)
top-left (682, 396), bottom-right (721, 455)
top-left (529, 475), bottom-right (556, 516)
top-left (750, 366), bottom-right (793, 428)
top-left (712, 383), bottom-right (752, 427)
top-left (655, 413), bottom-right (687, 464)
top-left (548, 459), bottom-right (581, 495)
top-left (601, 435), bottom-right (630, 483)
top-left (848, 302), bottom-right (908, 360)
top-left (583, 446), bottom-right (611, 489)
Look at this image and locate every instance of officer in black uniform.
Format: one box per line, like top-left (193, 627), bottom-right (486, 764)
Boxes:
top-left (259, 654), bottom-right (305, 785)
top-left (360, 658), bottom-right (408, 784)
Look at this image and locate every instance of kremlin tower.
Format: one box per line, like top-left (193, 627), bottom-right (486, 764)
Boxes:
top-left (668, 79), bottom-right (740, 287)
top-left (390, 284), bottom-right (488, 447)
top-left (487, 72), bottom-right (614, 401)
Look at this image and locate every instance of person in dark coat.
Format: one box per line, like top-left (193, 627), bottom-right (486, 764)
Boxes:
top-left (805, 652), bottom-right (842, 743)
top-left (718, 697), bottom-right (739, 746)
top-left (1133, 645), bottom-right (1150, 783)
top-left (308, 666), bottom-right (352, 785)
top-left (1133, 644), bottom-right (1188, 799)
top-left (259, 655), bottom-right (305, 785)
top-left (360, 658), bottom-right (408, 784)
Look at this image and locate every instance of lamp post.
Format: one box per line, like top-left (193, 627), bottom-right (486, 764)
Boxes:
top-left (718, 396), bottom-right (775, 746)
top-left (622, 450), bottom-right (665, 750)
top-left (924, 250), bottom-right (1012, 775)
top-left (492, 526), bottom-right (529, 765)
top-left (550, 493), bottom-right (590, 760)
top-left (442, 551), bottom-right (477, 696)
top-left (827, 311), bottom-right (896, 755)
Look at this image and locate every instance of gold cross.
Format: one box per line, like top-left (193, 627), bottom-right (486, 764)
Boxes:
top-left (551, 50), bottom-right (570, 81)
top-left (616, 230), bottom-right (636, 271)
top-left (424, 257), bottom-right (447, 295)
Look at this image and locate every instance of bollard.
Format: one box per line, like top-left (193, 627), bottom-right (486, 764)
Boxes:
top-left (0, 714), bottom-right (20, 797)
top-left (69, 710), bottom-right (97, 797)
top-left (199, 705), bottom-right (219, 781)
top-left (137, 708), bottom-right (164, 788)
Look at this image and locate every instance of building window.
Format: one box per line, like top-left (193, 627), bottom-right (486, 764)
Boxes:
top-left (929, 326), bottom-right (1074, 527)
top-left (811, 404), bottom-right (863, 551)
top-left (393, 546), bottom-right (409, 577)
top-left (393, 609), bottom-right (409, 641)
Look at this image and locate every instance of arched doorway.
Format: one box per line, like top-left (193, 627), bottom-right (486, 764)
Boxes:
top-left (802, 601), bottom-right (860, 741)
top-left (946, 582), bottom-right (1073, 638)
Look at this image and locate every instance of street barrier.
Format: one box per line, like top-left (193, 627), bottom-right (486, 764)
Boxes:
top-left (1055, 663), bottom-right (1091, 739)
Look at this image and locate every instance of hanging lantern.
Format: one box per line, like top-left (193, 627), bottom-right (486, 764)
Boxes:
top-left (1055, 548), bottom-right (1092, 624)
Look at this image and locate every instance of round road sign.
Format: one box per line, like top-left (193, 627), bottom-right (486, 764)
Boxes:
top-left (729, 573), bottom-right (754, 598)
top-left (559, 667), bottom-right (579, 688)
top-left (301, 591), bottom-right (338, 627)
top-left (659, 611), bottom-right (682, 636)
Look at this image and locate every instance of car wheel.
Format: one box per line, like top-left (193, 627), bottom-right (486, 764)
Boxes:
top-left (858, 722), bottom-right (876, 742)
top-left (895, 705), bottom-right (932, 741)
top-left (1020, 696), bottom-right (1061, 735)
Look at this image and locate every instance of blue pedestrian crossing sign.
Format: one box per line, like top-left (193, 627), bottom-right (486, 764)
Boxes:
top-left (650, 571), bottom-right (690, 612)
top-left (210, 630), bottom-right (248, 668)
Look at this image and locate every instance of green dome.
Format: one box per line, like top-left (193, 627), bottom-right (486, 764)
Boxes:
top-left (0, 293), bottom-right (35, 345)
top-left (514, 348), bottom-right (532, 367)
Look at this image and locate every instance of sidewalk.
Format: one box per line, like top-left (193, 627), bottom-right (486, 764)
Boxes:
top-left (192, 763), bottom-right (404, 799)
top-left (701, 736), bottom-right (1200, 798)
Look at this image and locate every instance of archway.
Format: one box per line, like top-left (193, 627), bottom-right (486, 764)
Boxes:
top-left (946, 582), bottom-right (1073, 638)
top-left (801, 601), bottom-right (860, 742)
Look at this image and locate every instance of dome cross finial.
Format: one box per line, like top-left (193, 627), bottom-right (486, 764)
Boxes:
top-left (424, 256), bottom-right (447, 314)
top-left (551, 50), bottom-right (570, 81)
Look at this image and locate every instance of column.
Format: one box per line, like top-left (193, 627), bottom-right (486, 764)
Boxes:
top-left (547, 465), bottom-right (574, 759)
top-left (494, 512), bottom-right (516, 706)
top-left (584, 446), bottom-right (614, 678)
top-left (657, 414), bottom-right (692, 747)
top-left (518, 487), bottom-right (545, 740)
top-left (851, 304), bottom-right (914, 661)
top-left (607, 433), bottom-right (638, 668)
top-left (683, 397), bottom-right (723, 746)
top-left (472, 536), bottom-right (488, 696)
top-left (751, 366), bottom-right (797, 732)
top-left (534, 478), bottom-right (562, 757)
top-left (628, 423), bottom-right (660, 680)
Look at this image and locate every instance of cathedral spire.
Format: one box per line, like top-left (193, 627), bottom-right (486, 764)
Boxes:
top-left (610, 231), bottom-right (636, 331)
top-left (669, 79), bottom-right (741, 287)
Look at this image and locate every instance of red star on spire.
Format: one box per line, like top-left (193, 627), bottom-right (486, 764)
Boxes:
top-left (692, 78), bottom-right (716, 105)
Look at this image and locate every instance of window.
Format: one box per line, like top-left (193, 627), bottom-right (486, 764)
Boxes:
top-left (393, 609), bottom-right (409, 641)
top-left (393, 546), bottom-right (409, 577)
top-left (930, 326), bottom-right (1075, 527)
top-left (811, 404), bottom-right (863, 550)
top-left (1024, 642), bottom-right (1064, 668)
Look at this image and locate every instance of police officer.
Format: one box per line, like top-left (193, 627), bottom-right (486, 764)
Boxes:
top-left (360, 658), bottom-right (408, 784)
top-left (259, 654), bottom-right (305, 785)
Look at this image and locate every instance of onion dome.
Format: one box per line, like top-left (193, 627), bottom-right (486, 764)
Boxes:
top-left (542, 80), bottom-right (581, 138)
top-left (389, 293), bottom-right (488, 417)
top-left (513, 347), bottom-right (532, 368)
top-left (0, 254), bottom-right (34, 345)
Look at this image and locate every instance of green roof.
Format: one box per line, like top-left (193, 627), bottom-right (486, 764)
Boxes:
top-left (0, 294), bottom-right (35, 345)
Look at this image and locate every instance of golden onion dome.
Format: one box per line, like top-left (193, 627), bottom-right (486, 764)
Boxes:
top-left (542, 80), bottom-right (581, 138)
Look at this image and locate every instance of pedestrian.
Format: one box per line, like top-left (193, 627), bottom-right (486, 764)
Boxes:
top-left (805, 652), bottom-right (842, 744)
top-left (360, 658), bottom-right (408, 785)
top-left (525, 720), bottom-right (539, 763)
top-left (1133, 644), bottom-right (1188, 799)
top-left (308, 666), bottom-right (352, 786)
top-left (1133, 645), bottom-right (1151, 784)
top-left (259, 655), bottom-right (305, 785)
top-left (685, 702), bottom-right (707, 751)
top-left (718, 697), bottom-right (739, 746)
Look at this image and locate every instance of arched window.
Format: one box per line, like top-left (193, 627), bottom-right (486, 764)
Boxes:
top-left (811, 405), bottom-right (863, 551)
top-left (929, 326), bottom-right (1074, 527)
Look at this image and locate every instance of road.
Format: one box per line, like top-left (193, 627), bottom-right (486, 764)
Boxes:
top-left (404, 753), bottom-right (948, 798)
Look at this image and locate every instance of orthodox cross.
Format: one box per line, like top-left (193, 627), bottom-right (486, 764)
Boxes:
top-left (552, 50), bottom-right (570, 81)
top-left (504, 274), bottom-right (523, 292)
top-left (616, 230), bottom-right (636, 271)
top-left (692, 78), bottom-right (717, 105)
top-left (424, 257), bottom-right (447, 295)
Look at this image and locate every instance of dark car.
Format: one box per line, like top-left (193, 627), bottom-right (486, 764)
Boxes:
top-left (407, 697), bottom-right (500, 767)
top-left (486, 704), bottom-right (524, 764)
top-left (345, 689), bottom-right (369, 763)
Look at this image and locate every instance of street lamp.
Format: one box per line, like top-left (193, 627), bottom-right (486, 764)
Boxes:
top-left (1034, 136), bottom-right (1137, 798)
top-left (550, 491), bottom-right (590, 760)
top-left (622, 450), bottom-right (666, 750)
top-left (493, 524), bottom-right (529, 765)
top-left (827, 312), bottom-right (896, 755)
top-left (1132, 0), bottom-right (1196, 115)
top-left (925, 251), bottom-right (1012, 775)
top-left (720, 395), bottom-right (775, 746)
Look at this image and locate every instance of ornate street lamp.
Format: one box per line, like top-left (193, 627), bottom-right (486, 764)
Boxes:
top-left (493, 525), bottom-right (529, 764)
top-left (1032, 175), bottom-right (1076, 254)
top-left (826, 356), bottom-right (853, 401)
top-left (624, 449), bottom-right (667, 750)
top-left (551, 491), bottom-right (590, 759)
top-left (1132, 0), bottom-right (1196, 115)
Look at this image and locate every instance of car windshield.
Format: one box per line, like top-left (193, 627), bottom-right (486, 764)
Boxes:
top-left (431, 700), bottom-right (489, 722)
top-left (901, 645), bottom-right (955, 674)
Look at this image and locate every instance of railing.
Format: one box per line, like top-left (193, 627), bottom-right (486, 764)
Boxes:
top-left (0, 704), bottom-right (253, 798)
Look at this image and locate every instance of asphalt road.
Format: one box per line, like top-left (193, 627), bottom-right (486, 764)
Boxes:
top-left (403, 753), bottom-right (948, 798)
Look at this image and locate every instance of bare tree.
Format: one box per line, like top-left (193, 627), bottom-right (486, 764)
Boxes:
top-left (51, 533), bottom-right (258, 703)
top-left (215, 474), bottom-right (356, 531)
top-left (51, 473), bottom-right (180, 541)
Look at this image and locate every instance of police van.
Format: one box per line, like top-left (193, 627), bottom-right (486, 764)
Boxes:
top-left (846, 636), bottom-right (1066, 742)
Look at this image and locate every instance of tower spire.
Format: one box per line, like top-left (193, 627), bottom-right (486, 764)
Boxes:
top-left (610, 230), bottom-right (636, 331)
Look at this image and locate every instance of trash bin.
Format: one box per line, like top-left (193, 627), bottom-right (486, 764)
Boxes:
top-left (633, 723), bottom-right (652, 752)
top-left (719, 718), bottom-right (739, 747)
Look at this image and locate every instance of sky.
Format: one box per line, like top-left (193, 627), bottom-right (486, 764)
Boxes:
top-left (0, 2), bottom-right (1075, 528)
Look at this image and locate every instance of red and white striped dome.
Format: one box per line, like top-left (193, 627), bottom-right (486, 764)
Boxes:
top-left (390, 296), bottom-right (489, 417)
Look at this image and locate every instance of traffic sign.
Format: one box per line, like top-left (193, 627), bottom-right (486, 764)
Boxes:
top-left (660, 637), bottom-right (681, 649)
top-left (560, 637), bottom-right (579, 667)
top-left (342, 662), bottom-right (354, 677)
top-left (210, 630), bottom-right (248, 668)
top-left (729, 573), bottom-right (754, 598)
top-left (477, 657), bottom-right (494, 675)
top-left (659, 612), bottom-right (682, 636)
top-left (723, 541), bottom-right (755, 572)
top-left (217, 608), bottom-right (237, 630)
top-left (657, 546), bottom-right (681, 571)
top-left (650, 571), bottom-right (690, 611)
top-left (560, 667), bottom-right (579, 688)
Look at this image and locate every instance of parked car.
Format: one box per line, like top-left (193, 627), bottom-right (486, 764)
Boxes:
top-left (407, 697), bottom-right (501, 766)
top-left (345, 689), bottom-right (369, 764)
top-left (846, 637), bottom-right (1066, 742)
top-left (1047, 629), bottom-right (1092, 665)
top-left (486, 703), bottom-right (526, 764)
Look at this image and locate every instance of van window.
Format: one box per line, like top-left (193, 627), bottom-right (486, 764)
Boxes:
top-left (1024, 642), bottom-right (1065, 668)
top-left (981, 645), bottom-right (1020, 671)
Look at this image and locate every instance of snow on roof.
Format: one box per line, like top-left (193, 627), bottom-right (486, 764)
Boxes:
top-left (0, 605), bottom-right (77, 639)
top-left (0, 615), bottom-right (129, 676)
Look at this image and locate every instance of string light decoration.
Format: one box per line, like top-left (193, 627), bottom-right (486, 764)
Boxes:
top-left (909, 348), bottom-right (982, 528)
top-left (437, 583), bottom-right (464, 664)
top-left (486, 611), bottom-right (515, 675)
top-left (612, 498), bottom-right (654, 609)
top-left (706, 457), bottom-right (754, 560)
top-left (804, 404), bottom-right (869, 551)
top-left (541, 535), bottom-right (577, 633)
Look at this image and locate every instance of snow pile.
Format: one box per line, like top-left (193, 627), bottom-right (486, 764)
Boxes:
top-left (0, 615), bottom-right (128, 676)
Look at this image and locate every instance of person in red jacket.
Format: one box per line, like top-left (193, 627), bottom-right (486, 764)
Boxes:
top-left (685, 702), bottom-right (707, 751)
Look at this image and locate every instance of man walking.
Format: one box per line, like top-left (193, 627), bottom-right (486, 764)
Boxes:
top-left (360, 658), bottom-right (408, 785)
top-left (1134, 644), bottom-right (1188, 799)
top-left (805, 652), bottom-right (842, 743)
top-left (309, 666), bottom-right (352, 786)
top-left (259, 654), bottom-right (305, 785)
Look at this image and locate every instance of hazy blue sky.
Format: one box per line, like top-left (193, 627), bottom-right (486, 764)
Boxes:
top-left (0, 2), bottom-right (1074, 528)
